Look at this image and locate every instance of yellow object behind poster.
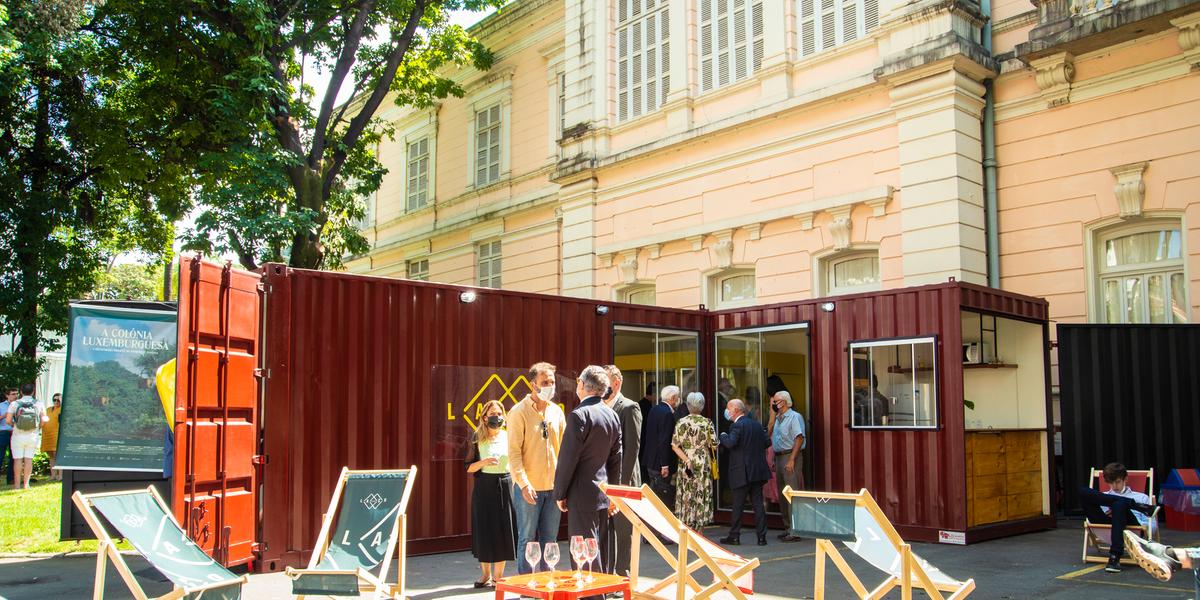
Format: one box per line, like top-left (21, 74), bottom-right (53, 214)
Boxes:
top-left (155, 358), bottom-right (175, 429)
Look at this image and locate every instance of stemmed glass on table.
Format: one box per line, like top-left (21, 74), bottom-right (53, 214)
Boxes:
top-left (543, 542), bottom-right (561, 590)
top-left (525, 542), bottom-right (542, 588)
top-left (570, 535), bottom-right (586, 583)
top-left (584, 537), bottom-right (600, 582)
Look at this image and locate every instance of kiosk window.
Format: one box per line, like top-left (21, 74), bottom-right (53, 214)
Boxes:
top-left (849, 337), bottom-right (937, 429)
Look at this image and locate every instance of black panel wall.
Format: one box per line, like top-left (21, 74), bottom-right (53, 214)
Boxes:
top-left (1058, 324), bottom-right (1200, 511)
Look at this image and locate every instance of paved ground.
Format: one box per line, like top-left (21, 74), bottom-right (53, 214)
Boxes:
top-left (1, 518), bottom-right (1197, 599)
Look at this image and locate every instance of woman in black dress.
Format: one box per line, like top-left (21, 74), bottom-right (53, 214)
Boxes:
top-left (467, 400), bottom-right (516, 587)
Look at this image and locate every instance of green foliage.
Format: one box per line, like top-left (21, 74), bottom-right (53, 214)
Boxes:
top-left (0, 481), bottom-right (134, 553)
top-left (90, 263), bottom-right (167, 301)
top-left (100, 0), bottom-right (506, 270)
top-left (32, 451), bottom-right (51, 476)
top-left (0, 1), bottom-right (189, 383)
top-left (63, 360), bottom-right (168, 441)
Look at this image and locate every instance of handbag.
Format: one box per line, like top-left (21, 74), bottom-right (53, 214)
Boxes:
top-left (710, 447), bottom-right (719, 480)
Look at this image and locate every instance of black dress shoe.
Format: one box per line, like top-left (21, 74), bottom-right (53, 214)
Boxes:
top-left (777, 532), bottom-right (789, 540)
top-left (1132, 503), bottom-right (1156, 516)
top-left (780, 534), bottom-right (802, 542)
top-left (719, 535), bottom-right (741, 545)
top-left (757, 538), bottom-right (768, 546)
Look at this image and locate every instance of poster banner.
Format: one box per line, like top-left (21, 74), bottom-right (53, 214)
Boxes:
top-left (56, 304), bottom-right (177, 472)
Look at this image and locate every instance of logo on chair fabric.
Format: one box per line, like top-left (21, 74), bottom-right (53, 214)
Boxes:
top-left (362, 493), bottom-right (386, 510)
top-left (122, 513), bottom-right (147, 528)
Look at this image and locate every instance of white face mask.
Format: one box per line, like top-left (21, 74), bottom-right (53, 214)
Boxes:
top-left (537, 385), bottom-right (555, 401)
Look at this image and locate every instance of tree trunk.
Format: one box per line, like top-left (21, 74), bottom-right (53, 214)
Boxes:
top-left (288, 164), bottom-right (327, 269)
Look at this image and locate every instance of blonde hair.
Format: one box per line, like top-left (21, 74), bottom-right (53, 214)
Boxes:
top-left (472, 400), bottom-right (508, 449)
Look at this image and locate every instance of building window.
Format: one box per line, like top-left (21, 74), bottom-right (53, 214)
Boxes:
top-left (477, 240), bottom-right (502, 288)
top-left (557, 72), bottom-right (567, 137)
top-left (474, 104), bottom-right (501, 187)
top-left (624, 286), bottom-right (656, 305)
top-left (1096, 223), bottom-right (1188, 323)
top-left (406, 137), bottom-right (430, 211)
top-left (699, 0), bottom-right (763, 93)
top-left (708, 269), bottom-right (756, 309)
top-left (406, 258), bottom-right (429, 282)
top-left (824, 251), bottom-right (880, 295)
top-left (797, 0), bottom-right (879, 58)
top-left (617, 0), bottom-right (670, 122)
top-left (849, 336), bottom-right (937, 429)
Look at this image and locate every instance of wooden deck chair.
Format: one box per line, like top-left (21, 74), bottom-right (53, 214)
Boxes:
top-left (783, 486), bottom-right (975, 600)
top-left (285, 467), bottom-right (417, 599)
top-left (72, 486), bottom-right (248, 600)
top-left (1082, 467), bottom-right (1160, 565)
top-left (604, 483), bottom-right (759, 600)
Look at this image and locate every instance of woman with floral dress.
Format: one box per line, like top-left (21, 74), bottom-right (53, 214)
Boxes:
top-left (671, 392), bottom-right (718, 530)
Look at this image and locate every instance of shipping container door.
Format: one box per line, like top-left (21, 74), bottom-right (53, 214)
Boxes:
top-left (174, 257), bottom-right (261, 567)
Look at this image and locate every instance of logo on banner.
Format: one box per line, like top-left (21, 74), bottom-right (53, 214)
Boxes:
top-left (446, 373), bottom-right (537, 432)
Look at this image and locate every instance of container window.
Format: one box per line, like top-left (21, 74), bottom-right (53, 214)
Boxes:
top-left (848, 336), bottom-right (937, 429)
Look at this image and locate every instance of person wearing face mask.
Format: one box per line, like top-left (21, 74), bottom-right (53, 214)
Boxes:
top-left (766, 390), bottom-right (805, 542)
top-left (467, 400), bottom-right (516, 588)
top-left (506, 362), bottom-right (567, 575)
top-left (719, 398), bottom-right (771, 546)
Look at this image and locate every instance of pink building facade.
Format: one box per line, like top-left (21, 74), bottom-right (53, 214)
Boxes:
top-left (347, 0), bottom-right (1199, 346)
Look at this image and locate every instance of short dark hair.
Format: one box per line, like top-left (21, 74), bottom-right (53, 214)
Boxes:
top-left (645, 382), bottom-right (656, 395)
top-left (528, 362), bottom-right (556, 381)
top-left (19, 383), bottom-right (34, 396)
top-left (4, 388), bottom-right (15, 395)
top-left (1102, 462), bottom-right (1128, 484)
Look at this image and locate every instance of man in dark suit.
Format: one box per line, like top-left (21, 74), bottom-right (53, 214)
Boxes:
top-left (643, 385), bottom-right (680, 512)
top-left (603, 365), bottom-right (642, 577)
top-left (719, 398), bottom-right (771, 546)
top-left (554, 365), bottom-right (623, 584)
top-left (638, 382), bottom-right (656, 484)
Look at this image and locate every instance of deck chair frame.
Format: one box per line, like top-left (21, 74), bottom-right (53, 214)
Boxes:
top-left (285, 466), bottom-right (417, 600)
top-left (604, 483), bottom-right (759, 600)
top-left (783, 487), bottom-right (975, 600)
top-left (1082, 467), bottom-right (1160, 565)
top-left (72, 486), bottom-right (249, 600)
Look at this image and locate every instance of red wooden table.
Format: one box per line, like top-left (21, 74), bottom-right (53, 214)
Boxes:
top-left (494, 571), bottom-right (631, 600)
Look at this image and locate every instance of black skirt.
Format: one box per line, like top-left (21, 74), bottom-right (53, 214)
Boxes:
top-left (471, 472), bottom-right (517, 562)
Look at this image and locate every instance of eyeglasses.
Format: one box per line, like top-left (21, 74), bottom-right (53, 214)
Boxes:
top-left (540, 420), bottom-right (549, 439)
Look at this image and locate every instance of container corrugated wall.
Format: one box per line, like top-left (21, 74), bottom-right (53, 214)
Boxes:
top-left (256, 265), bottom-right (705, 570)
top-left (1057, 323), bottom-right (1200, 512)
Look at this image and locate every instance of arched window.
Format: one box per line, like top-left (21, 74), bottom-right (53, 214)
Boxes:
top-left (708, 269), bottom-right (756, 309)
top-left (1095, 222), bottom-right (1188, 323)
top-left (822, 250), bottom-right (880, 296)
top-left (623, 285), bottom-right (656, 306)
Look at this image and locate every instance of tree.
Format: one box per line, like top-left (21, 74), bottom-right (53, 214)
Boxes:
top-left (0, 1), bottom-right (190, 386)
top-left (90, 263), bottom-right (169, 301)
top-left (104, 0), bottom-right (503, 270)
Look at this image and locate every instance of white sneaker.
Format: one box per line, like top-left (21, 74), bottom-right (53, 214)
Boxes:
top-left (1123, 530), bottom-right (1176, 582)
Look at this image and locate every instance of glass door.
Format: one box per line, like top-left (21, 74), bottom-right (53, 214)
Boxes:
top-left (714, 324), bottom-right (811, 515)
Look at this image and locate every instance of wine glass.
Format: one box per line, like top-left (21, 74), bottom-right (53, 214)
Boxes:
top-left (543, 542), bottom-right (560, 589)
top-left (570, 535), bottom-right (586, 582)
top-left (525, 542), bottom-right (542, 587)
top-left (584, 537), bottom-right (600, 582)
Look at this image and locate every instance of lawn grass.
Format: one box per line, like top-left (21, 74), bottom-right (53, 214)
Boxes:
top-left (0, 480), bottom-right (130, 554)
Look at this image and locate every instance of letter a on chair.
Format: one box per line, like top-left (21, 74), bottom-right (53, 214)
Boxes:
top-left (73, 486), bottom-right (248, 600)
top-left (286, 467), bottom-right (417, 599)
top-left (603, 483), bottom-right (759, 599)
top-left (783, 486), bottom-right (975, 600)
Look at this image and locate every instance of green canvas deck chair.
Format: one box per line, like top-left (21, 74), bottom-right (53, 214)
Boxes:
top-left (72, 486), bottom-right (248, 600)
top-left (603, 483), bottom-right (759, 599)
top-left (783, 487), bottom-right (975, 600)
top-left (285, 467), bottom-right (417, 599)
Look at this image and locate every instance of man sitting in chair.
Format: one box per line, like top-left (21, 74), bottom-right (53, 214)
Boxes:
top-left (1080, 462), bottom-right (1156, 573)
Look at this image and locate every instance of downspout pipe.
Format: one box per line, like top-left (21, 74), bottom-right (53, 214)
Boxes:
top-left (982, 0), bottom-right (1000, 287)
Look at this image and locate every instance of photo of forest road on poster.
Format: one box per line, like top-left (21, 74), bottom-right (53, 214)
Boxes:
top-left (55, 305), bottom-right (177, 472)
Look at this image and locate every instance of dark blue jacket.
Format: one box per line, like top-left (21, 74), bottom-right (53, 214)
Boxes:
top-left (553, 396), bottom-right (623, 512)
top-left (642, 401), bottom-right (678, 475)
top-left (720, 415), bottom-right (771, 489)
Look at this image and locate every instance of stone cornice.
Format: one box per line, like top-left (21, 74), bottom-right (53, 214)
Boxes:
top-left (595, 186), bottom-right (894, 260)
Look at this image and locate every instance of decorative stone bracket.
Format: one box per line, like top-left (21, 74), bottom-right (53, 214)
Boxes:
top-left (712, 230), bottom-right (736, 269)
top-left (795, 186), bottom-right (893, 251)
top-left (1174, 13), bottom-right (1200, 68)
top-left (617, 250), bottom-right (640, 284)
top-left (1030, 52), bottom-right (1074, 108)
top-left (1110, 161), bottom-right (1148, 219)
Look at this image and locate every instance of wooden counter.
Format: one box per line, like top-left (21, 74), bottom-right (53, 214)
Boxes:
top-left (966, 431), bottom-right (1044, 527)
